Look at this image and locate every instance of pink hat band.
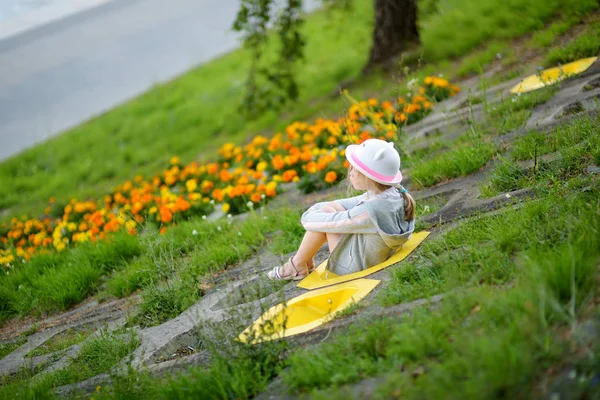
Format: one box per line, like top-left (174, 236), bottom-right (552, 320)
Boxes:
top-left (350, 152), bottom-right (398, 183)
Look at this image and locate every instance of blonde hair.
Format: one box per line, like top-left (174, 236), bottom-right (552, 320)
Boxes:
top-left (347, 165), bottom-right (415, 221)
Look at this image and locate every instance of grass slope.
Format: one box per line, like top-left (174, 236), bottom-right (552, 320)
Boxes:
top-left (0, 0), bottom-right (597, 218)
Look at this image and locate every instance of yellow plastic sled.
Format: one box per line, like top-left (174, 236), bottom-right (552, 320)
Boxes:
top-left (298, 230), bottom-right (430, 290)
top-left (509, 57), bottom-right (598, 94)
top-left (238, 278), bottom-right (380, 343)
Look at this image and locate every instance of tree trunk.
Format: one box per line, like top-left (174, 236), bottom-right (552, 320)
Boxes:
top-left (364, 0), bottom-right (420, 72)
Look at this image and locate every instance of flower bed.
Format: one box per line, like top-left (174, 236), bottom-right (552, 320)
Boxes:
top-left (0, 76), bottom-right (459, 269)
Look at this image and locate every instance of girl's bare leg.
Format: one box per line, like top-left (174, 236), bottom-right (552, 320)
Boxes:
top-left (278, 205), bottom-right (342, 277)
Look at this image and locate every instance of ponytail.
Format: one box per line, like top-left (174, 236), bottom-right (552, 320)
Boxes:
top-left (371, 179), bottom-right (416, 221)
top-left (401, 191), bottom-right (415, 221)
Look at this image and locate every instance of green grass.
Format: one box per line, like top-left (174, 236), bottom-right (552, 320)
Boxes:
top-left (544, 21), bottom-right (600, 67)
top-left (0, 206), bottom-right (304, 326)
top-left (409, 140), bottom-right (498, 189)
top-left (0, 232), bottom-right (141, 323)
top-left (1, 0), bottom-right (598, 220)
top-left (402, 86), bottom-right (559, 191)
top-left (59, 137), bottom-right (600, 400)
top-left (0, 337), bottom-right (25, 360)
top-left (455, 41), bottom-right (509, 77)
top-left (525, 17), bottom-right (580, 49)
top-left (420, 0), bottom-right (598, 61)
top-left (0, 330), bottom-right (139, 400)
top-left (281, 180), bottom-right (600, 397)
top-left (123, 207), bottom-right (305, 327)
top-left (481, 85), bottom-right (558, 132)
top-left (25, 325), bottom-right (97, 358)
top-left (481, 114), bottom-right (600, 196)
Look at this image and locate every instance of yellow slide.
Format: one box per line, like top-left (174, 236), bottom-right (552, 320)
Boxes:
top-left (510, 57), bottom-right (598, 94)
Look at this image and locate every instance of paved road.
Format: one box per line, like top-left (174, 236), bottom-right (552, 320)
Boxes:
top-left (0, 0), bottom-right (281, 161)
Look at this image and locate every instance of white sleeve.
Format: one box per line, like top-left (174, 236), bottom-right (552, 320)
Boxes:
top-left (300, 202), bottom-right (377, 234)
top-left (334, 193), bottom-right (367, 210)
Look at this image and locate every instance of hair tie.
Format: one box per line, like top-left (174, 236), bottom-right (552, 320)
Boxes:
top-left (398, 185), bottom-right (408, 194)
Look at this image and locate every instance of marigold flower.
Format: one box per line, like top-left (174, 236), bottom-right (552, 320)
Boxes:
top-left (272, 155), bottom-right (285, 170)
top-left (186, 179), bottom-right (198, 192)
top-left (324, 171), bottom-right (338, 184)
top-left (251, 192), bottom-right (262, 203)
top-left (282, 170), bottom-right (298, 182)
top-left (222, 203), bottom-right (231, 213)
top-left (159, 207), bottom-right (173, 223)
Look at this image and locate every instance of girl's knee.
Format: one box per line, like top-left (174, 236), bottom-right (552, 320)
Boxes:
top-left (321, 205), bottom-right (337, 213)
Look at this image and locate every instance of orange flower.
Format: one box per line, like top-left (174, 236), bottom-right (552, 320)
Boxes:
top-left (272, 155), bottom-right (285, 170)
top-left (305, 161), bottom-right (318, 174)
top-left (250, 192), bottom-right (262, 203)
top-left (212, 188), bottom-right (225, 202)
top-left (159, 206), bottom-right (173, 223)
top-left (207, 163), bottom-right (219, 175)
top-left (394, 113), bottom-right (407, 123)
top-left (175, 197), bottom-right (191, 212)
top-left (282, 170), bottom-right (298, 182)
top-left (219, 169), bottom-right (232, 182)
top-left (324, 171), bottom-right (338, 184)
top-left (201, 180), bottom-right (214, 193)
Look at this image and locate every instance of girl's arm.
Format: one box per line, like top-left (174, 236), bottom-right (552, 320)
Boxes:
top-left (305, 193), bottom-right (366, 214)
top-left (301, 202), bottom-right (376, 234)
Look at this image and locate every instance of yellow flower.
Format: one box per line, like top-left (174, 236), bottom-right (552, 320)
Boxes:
top-left (170, 156), bottom-right (180, 165)
top-left (149, 206), bottom-right (157, 214)
top-left (186, 179), bottom-right (197, 192)
top-left (222, 203), bottom-right (231, 213)
top-left (67, 222), bottom-right (77, 232)
top-left (256, 161), bottom-right (268, 172)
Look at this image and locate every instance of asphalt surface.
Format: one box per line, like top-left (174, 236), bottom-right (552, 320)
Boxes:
top-left (0, 0), bottom-right (246, 161)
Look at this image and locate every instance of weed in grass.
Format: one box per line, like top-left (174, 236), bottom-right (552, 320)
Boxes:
top-left (0, 337), bottom-right (26, 360)
top-left (481, 115), bottom-right (600, 196)
top-left (481, 86), bottom-right (557, 135)
top-left (409, 140), bottom-right (497, 189)
top-left (138, 278), bottom-right (200, 327)
top-left (104, 256), bottom-right (159, 298)
top-left (25, 325), bottom-right (97, 358)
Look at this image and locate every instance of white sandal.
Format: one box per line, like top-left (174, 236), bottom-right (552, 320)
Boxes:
top-left (267, 257), bottom-right (312, 281)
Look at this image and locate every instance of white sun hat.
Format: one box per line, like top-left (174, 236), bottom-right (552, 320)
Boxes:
top-left (345, 139), bottom-right (403, 185)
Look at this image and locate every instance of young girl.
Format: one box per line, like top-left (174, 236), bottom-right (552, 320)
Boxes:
top-left (267, 138), bottom-right (416, 280)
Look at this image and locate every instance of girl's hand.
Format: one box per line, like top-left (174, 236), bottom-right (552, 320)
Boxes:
top-left (322, 201), bottom-right (346, 212)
